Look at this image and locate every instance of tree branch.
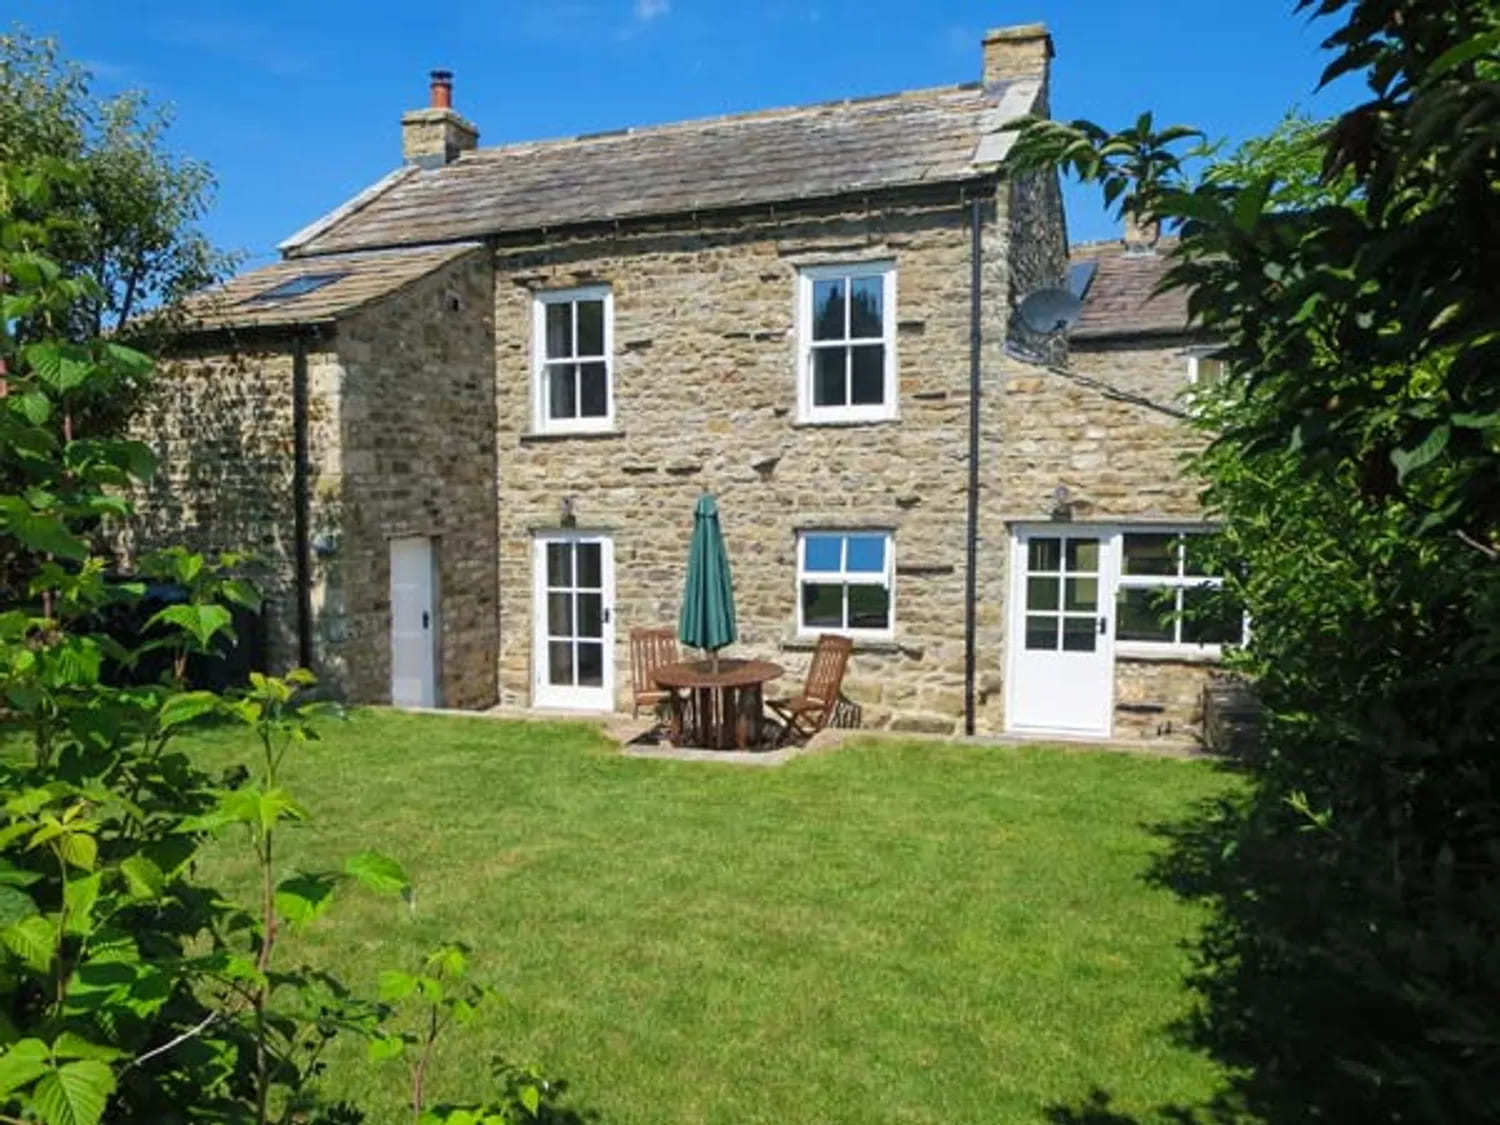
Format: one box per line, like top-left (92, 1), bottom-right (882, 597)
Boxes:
top-left (1455, 529), bottom-right (1500, 562)
top-left (122, 1007), bottom-right (224, 1073)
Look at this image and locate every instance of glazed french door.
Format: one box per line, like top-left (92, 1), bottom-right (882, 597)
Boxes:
top-left (532, 533), bottom-right (615, 711)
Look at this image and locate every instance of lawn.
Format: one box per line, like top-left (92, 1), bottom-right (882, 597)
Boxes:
top-left (184, 708), bottom-right (1239, 1123)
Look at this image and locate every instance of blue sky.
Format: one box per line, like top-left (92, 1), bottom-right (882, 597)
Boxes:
top-left (16, 1), bottom-right (1362, 271)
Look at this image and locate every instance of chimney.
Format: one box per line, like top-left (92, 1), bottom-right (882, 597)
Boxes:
top-left (1124, 212), bottom-right (1161, 255)
top-left (982, 22), bottom-right (1054, 88)
top-left (401, 69), bottom-right (479, 168)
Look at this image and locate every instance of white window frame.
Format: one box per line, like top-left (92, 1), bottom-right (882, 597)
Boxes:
top-left (796, 261), bottom-right (898, 424)
top-left (1186, 355), bottom-right (1225, 386)
top-left (531, 285), bottom-right (614, 435)
top-left (795, 530), bottom-right (895, 640)
top-left (1112, 526), bottom-right (1243, 658)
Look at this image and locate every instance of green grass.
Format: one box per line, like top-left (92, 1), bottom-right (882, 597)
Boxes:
top-left (184, 709), bottom-right (1239, 1123)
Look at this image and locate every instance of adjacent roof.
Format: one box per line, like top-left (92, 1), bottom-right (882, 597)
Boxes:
top-left (1068, 237), bottom-right (1194, 342)
top-left (283, 79), bottom-right (1042, 257)
top-left (174, 243), bottom-right (481, 332)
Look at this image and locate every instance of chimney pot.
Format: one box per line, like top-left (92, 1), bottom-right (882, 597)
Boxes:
top-left (429, 69), bottom-right (454, 109)
top-left (402, 70), bottom-right (478, 167)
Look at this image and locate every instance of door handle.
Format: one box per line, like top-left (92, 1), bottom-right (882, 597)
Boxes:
top-left (603, 607), bottom-right (612, 624)
top-left (1098, 617), bottom-right (1107, 635)
top-left (422, 610), bottom-right (430, 629)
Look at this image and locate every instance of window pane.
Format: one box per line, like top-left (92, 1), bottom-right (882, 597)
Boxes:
top-left (813, 347), bottom-right (846, 406)
top-left (1065, 538), bottom-right (1100, 573)
top-left (1064, 576), bottom-right (1098, 612)
top-left (803, 534), bottom-right (842, 572)
top-left (576, 642), bottom-right (604, 687)
top-left (1116, 587), bottom-right (1177, 643)
top-left (546, 543), bottom-right (571, 587)
top-left (850, 345), bottom-right (884, 405)
top-left (576, 543), bottom-right (602, 589)
top-left (547, 593), bottom-right (572, 637)
top-left (1062, 617), bottom-right (1097, 652)
top-left (548, 363), bottom-right (576, 419)
top-left (545, 302), bottom-right (572, 359)
top-left (1026, 576), bottom-right (1058, 611)
top-left (812, 278), bottom-right (846, 341)
top-left (847, 584), bottom-right (890, 630)
top-left (1027, 537), bottom-right (1061, 572)
top-left (802, 582), bottom-right (843, 628)
top-left (1123, 534), bottom-right (1177, 576)
top-left (579, 362), bottom-right (608, 418)
top-left (576, 592), bottom-right (603, 639)
top-left (1025, 614), bottom-right (1058, 650)
top-left (547, 641), bottom-right (573, 686)
top-left (576, 299), bottom-right (604, 356)
top-left (845, 535), bottom-right (885, 573)
top-left (849, 275), bottom-right (884, 337)
top-left (1182, 585), bottom-right (1241, 645)
top-left (1182, 534), bottom-right (1217, 577)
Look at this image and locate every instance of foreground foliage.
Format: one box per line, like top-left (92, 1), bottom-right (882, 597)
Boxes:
top-left (1011, 1), bottom-right (1500, 1119)
top-left (0, 159), bottom-right (564, 1123)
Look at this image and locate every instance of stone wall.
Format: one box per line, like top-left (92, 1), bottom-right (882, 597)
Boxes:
top-left (322, 249), bottom-right (499, 708)
top-left (492, 186), bottom-right (1029, 734)
top-left (125, 337), bottom-right (339, 677)
top-left (1114, 656), bottom-right (1215, 741)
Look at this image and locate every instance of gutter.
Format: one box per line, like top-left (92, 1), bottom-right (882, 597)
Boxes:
top-left (291, 336), bottom-right (314, 670)
top-left (963, 195), bottom-right (982, 737)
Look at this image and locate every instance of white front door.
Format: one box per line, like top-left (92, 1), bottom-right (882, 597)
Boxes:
top-left (390, 536), bottom-right (439, 707)
top-left (1006, 528), bottom-right (1114, 737)
top-left (533, 533), bottom-right (615, 711)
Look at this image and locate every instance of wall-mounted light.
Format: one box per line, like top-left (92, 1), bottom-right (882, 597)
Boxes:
top-left (560, 496), bottom-right (576, 528)
top-left (312, 531), bottom-right (340, 557)
top-left (1050, 484), bottom-right (1073, 521)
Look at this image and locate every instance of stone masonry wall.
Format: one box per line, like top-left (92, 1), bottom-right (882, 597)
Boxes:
top-left (125, 337), bottom-right (339, 679)
top-left (493, 187), bottom-right (1028, 735)
top-left (320, 249), bottom-right (499, 708)
top-left (993, 335), bottom-right (1217, 740)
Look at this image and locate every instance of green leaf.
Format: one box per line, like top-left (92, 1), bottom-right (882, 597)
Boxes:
top-left (1450, 411), bottom-right (1500, 430)
top-left (58, 833), bottom-right (97, 872)
top-left (275, 873), bottom-right (339, 929)
top-left (24, 342), bottom-right (93, 395)
top-left (2, 914), bottom-right (55, 972)
top-left (31, 1059), bottom-right (115, 1125)
top-left (0, 1038), bottom-right (51, 1096)
top-left (367, 1035), bottom-right (406, 1062)
top-left (62, 872), bottom-right (101, 934)
top-left (521, 1083), bottom-right (541, 1115)
top-left (17, 390), bottom-right (51, 425)
top-left (50, 1035), bottom-right (121, 1063)
top-left (145, 603), bottom-right (233, 649)
top-left (1430, 30), bottom-right (1500, 76)
top-left (257, 788), bottom-right (309, 833)
top-left (119, 855), bottom-right (166, 901)
top-left (220, 578), bottom-right (261, 611)
top-left (377, 969), bottom-right (418, 1003)
top-left (1, 509), bottom-right (89, 561)
top-left (1390, 424), bottom-right (1451, 482)
top-left (0, 885), bottom-right (38, 927)
top-left (157, 690), bottom-right (220, 730)
top-left (345, 851), bottom-right (409, 895)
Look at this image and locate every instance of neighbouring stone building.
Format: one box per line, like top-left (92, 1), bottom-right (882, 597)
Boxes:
top-left (132, 22), bottom-right (1239, 743)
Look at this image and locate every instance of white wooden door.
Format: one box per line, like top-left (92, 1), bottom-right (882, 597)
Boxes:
top-left (1006, 528), bottom-right (1114, 736)
top-left (533, 533), bottom-right (615, 711)
top-left (389, 536), bottom-right (439, 707)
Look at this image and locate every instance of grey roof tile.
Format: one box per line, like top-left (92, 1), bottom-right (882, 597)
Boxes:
top-left (1068, 237), bottom-right (1195, 341)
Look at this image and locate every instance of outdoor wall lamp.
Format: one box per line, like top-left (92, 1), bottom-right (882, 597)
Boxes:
top-left (1050, 484), bottom-right (1073, 521)
top-left (560, 496), bottom-right (576, 528)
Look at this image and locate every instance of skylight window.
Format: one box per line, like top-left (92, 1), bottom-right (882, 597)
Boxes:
top-left (241, 272), bottom-right (349, 305)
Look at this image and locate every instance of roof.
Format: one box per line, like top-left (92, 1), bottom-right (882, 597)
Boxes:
top-left (173, 243), bottom-right (482, 332)
top-left (283, 79), bottom-right (1042, 257)
top-left (1068, 237), bottom-right (1194, 342)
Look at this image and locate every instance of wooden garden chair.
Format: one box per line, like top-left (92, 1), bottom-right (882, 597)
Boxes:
top-left (766, 633), bottom-right (853, 746)
top-left (629, 627), bottom-right (681, 724)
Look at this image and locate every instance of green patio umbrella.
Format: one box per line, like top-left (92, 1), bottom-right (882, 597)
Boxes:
top-left (679, 493), bottom-right (737, 671)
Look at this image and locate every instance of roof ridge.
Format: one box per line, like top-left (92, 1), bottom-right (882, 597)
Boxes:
top-left (280, 165), bottom-right (419, 257)
top-left (456, 80), bottom-right (989, 163)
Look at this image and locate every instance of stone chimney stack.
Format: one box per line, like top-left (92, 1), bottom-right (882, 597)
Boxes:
top-left (1124, 212), bottom-right (1161, 255)
top-left (401, 70), bottom-right (479, 168)
top-left (981, 22), bottom-right (1054, 88)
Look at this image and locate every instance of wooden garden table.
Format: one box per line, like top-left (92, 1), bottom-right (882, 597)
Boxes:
top-left (653, 658), bottom-right (783, 750)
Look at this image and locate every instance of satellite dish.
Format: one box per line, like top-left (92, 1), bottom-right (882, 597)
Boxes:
top-left (1018, 287), bottom-right (1085, 336)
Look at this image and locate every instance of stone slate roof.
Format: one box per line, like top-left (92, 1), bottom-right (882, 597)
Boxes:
top-left (174, 243), bottom-right (482, 331)
top-left (1068, 238), bottom-right (1194, 342)
top-left (283, 79), bottom-right (1041, 257)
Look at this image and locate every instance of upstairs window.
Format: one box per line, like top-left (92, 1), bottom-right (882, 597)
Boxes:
top-left (533, 286), bottom-right (612, 433)
top-left (1115, 531), bottom-right (1244, 653)
top-left (797, 531), bottom-right (894, 638)
top-left (797, 262), bottom-right (897, 423)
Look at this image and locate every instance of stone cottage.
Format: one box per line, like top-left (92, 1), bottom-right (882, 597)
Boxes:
top-left (133, 21), bottom-right (1239, 742)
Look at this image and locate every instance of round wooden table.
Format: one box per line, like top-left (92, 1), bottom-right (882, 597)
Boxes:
top-left (653, 658), bottom-right (784, 750)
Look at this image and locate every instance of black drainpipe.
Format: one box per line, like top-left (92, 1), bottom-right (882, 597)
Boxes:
top-left (963, 194), bottom-right (982, 737)
top-left (292, 335), bottom-right (314, 670)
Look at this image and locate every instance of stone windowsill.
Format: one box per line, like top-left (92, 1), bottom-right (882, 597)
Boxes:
top-left (1114, 644), bottom-right (1224, 665)
top-left (789, 416), bottom-right (900, 430)
top-left (778, 634), bottom-right (921, 658)
top-left (518, 429), bottom-right (627, 444)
